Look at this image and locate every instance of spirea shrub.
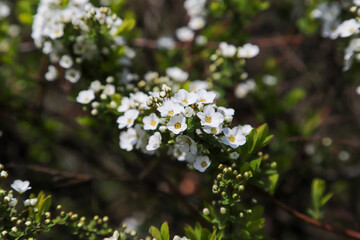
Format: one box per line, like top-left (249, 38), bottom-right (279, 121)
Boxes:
top-left (2, 0), bottom-right (360, 239)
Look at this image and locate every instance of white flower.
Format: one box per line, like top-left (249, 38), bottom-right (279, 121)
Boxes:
top-left (188, 16), bottom-right (206, 30)
top-left (166, 67), bottom-right (189, 82)
top-left (90, 80), bottom-right (102, 92)
top-left (146, 132), bottom-right (162, 151)
top-left (8, 194), bottom-right (18, 207)
top-left (229, 152), bottom-right (240, 160)
top-left (173, 89), bottom-right (198, 106)
top-left (117, 109), bottom-right (139, 129)
top-left (219, 42), bottom-right (237, 57)
top-left (222, 127), bottom-right (247, 148)
top-left (335, 19), bottom-right (360, 38)
top-left (157, 36), bottom-right (175, 50)
top-left (173, 236), bottom-right (190, 240)
top-left (175, 135), bottom-right (197, 155)
top-left (59, 55), bottom-right (73, 69)
top-left (217, 107), bottom-right (235, 118)
top-left (0, 170), bottom-right (8, 178)
top-left (184, 0), bottom-right (206, 16)
top-left (203, 124), bottom-right (223, 135)
top-left (195, 35), bottom-right (207, 46)
top-left (0, 2), bottom-right (10, 19)
top-left (76, 89), bottom-right (95, 104)
top-left (24, 198), bottom-right (38, 207)
top-left (196, 89), bottom-right (216, 104)
top-left (197, 105), bottom-right (224, 128)
top-left (234, 80), bottom-right (256, 99)
top-left (241, 124), bottom-right (253, 136)
top-left (104, 230), bottom-right (119, 240)
top-left (167, 114), bottom-right (187, 134)
top-left (45, 65), bottom-right (58, 81)
top-left (117, 97), bottom-right (132, 112)
top-left (184, 106), bottom-right (195, 117)
top-left (237, 43), bottom-right (260, 58)
top-left (262, 75), bottom-right (277, 86)
top-left (119, 128), bottom-right (138, 151)
top-left (176, 27), bottom-right (195, 42)
top-left (157, 100), bottom-right (184, 117)
top-left (65, 69), bottom-right (81, 83)
top-left (143, 113), bottom-right (160, 130)
top-left (42, 41), bottom-right (52, 54)
top-left (193, 156), bottom-right (211, 172)
top-left (189, 80), bottom-right (209, 92)
top-left (103, 84), bottom-right (115, 96)
top-left (11, 180), bottom-right (32, 193)
top-left (311, 2), bottom-right (340, 22)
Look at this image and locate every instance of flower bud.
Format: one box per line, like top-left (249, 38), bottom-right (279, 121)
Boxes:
top-left (202, 208), bottom-right (210, 215)
top-left (220, 207), bottom-right (227, 214)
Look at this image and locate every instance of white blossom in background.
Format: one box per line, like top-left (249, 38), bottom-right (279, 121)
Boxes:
top-left (222, 127), bottom-right (247, 148)
top-left (90, 80), bottom-right (102, 92)
top-left (176, 27), bottom-right (195, 42)
top-left (59, 55), bottom-right (73, 69)
top-left (237, 43), bottom-right (260, 58)
top-left (166, 67), bottom-right (189, 82)
top-left (311, 2), bottom-right (341, 22)
top-left (219, 42), bottom-right (237, 57)
top-left (189, 80), bottom-right (209, 92)
top-left (234, 79), bottom-right (256, 99)
top-left (103, 84), bottom-right (116, 96)
top-left (195, 35), bottom-right (208, 46)
top-left (262, 74), bottom-right (277, 86)
top-left (0, 1), bottom-right (10, 19)
top-left (8, 194), bottom-right (18, 207)
top-left (193, 156), bottom-right (211, 172)
top-left (45, 65), bottom-right (58, 81)
top-left (157, 36), bottom-right (175, 50)
top-left (76, 89), bottom-right (95, 104)
top-left (11, 180), bottom-right (32, 193)
top-left (119, 127), bottom-right (138, 151)
top-left (188, 16), bottom-right (206, 30)
top-left (65, 69), bottom-right (81, 83)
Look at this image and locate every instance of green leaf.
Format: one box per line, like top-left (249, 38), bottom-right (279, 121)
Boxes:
top-left (160, 222), bottom-right (170, 240)
top-left (149, 226), bottom-right (162, 240)
top-left (268, 174), bottom-right (279, 195)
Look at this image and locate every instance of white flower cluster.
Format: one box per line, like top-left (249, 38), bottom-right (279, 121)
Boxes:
top-left (219, 42), bottom-right (260, 59)
top-left (32, 0), bottom-right (133, 82)
top-left (313, 1), bottom-right (360, 70)
top-left (234, 79), bottom-right (256, 99)
top-left (175, 0), bottom-right (207, 43)
top-left (312, 2), bottom-right (341, 39)
top-left (115, 87), bottom-right (252, 172)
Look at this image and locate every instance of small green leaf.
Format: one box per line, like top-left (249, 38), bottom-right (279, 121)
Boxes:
top-left (149, 226), bottom-right (162, 240)
top-left (160, 222), bottom-right (170, 240)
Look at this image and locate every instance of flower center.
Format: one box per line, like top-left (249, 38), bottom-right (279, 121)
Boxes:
top-left (174, 122), bottom-right (181, 129)
top-left (182, 99), bottom-right (188, 104)
top-left (205, 116), bottom-right (212, 123)
top-left (200, 98), bottom-right (206, 102)
top-left (350, 27), bottom-right (355, 33)
top-left (127, 118), bottom-right (132, 124)
top-left (151, 120), bottom-right (157, 126)
top-left (168, 110), bottom-right (174, 115)
top-left (201, 161), bottom-right (207, 168)
top-left (228, 136), bottom-right (235, 142)
top-left (211, 128), bottom-right (217, 133)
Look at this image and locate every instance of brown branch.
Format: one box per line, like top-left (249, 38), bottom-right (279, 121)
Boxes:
top-left (254, 187), bottom-right (360, 239)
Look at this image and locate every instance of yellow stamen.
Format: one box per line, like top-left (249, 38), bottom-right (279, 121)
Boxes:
top-left (228, 136), bottom-right (235, 142)
top-left (200, 98), bottom-right (206, 102)
top-left (182, 99), bottom-right (188, 104)
top-left (201, 161), bottom-right (207, 168)
top-left (168, 110), bottom-right (174, 115)
top-left (205, 116), bottom-right (212, 123)
top-left (211, 128), bottom-right (217, 133)
top-left (151, 120), bottom-right (157, 126)
top-left (175, 123), bottom-right (181, 129)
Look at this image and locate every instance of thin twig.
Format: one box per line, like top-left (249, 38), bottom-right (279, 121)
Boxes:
top-left (254, 187), bottom-right (360, 239)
